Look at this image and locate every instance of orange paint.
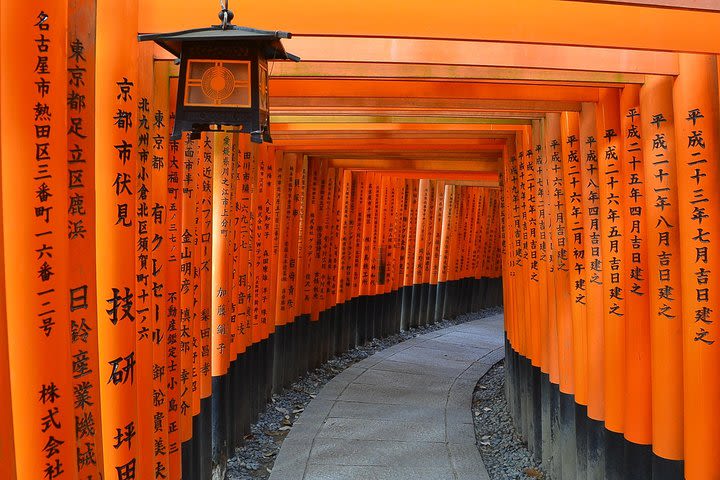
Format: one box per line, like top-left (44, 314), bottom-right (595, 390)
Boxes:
top-left (620, 85), bottom-right (652, 446)
top-left (595, 88), bottom-right (626, 434)
top-left (672, 53), bottom-right (720, 479)
top-left (579, 101), bottom-right (605, 421)
top-left (639, 75), bottom-right (684, 461)
top-left (560, 111), bottom-right (588, 404)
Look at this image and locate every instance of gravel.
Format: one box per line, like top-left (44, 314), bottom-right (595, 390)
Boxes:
top-left (226, 305), bottom-right (504, 479)
top-left (472, 361), bottom-right (547, 480)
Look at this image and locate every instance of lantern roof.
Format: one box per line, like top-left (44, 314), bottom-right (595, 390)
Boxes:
top-left (138, 25), bottom-right (300, 61)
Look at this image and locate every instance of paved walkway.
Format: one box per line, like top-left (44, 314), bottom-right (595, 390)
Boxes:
top-left (270, 314), bottom-right (505, 480)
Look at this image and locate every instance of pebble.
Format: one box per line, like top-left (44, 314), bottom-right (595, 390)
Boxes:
top-left (226, 306), bottom-right (503, 479)
top-left (472, 361), bottom-right (548, 479)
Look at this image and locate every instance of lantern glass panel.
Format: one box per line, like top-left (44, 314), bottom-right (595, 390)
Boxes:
top-left (184, 59), bottom-right (251, 108)
top-left (259, 63), bottom-right (268, 112)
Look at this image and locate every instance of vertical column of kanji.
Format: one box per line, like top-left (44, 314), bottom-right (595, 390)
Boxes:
top-left (166, 83), bottom-right (183, 480)
top-left (331, 169), bottom-right (345, 344)
top-left (259, 144), bottom-right (275, 398)
top-left (371, 174), bottom-right (386, 334)
top-left (212, 133), bottom-right (232, 376)
top-left (310, 161), bottom-right (326, 326)
top-left (0, 2), bottom-right (76, 479)
top-left (292, 156), bottom-right (308, 371)
top-left (595, 88), bottom-right (627, 476)
top-left (335, 170), bottom-right (352, 347)
top-left (189, 134), bottom-right (202, 426)
top-left (437, 184), bottom-right (454, 322)
top-left (475, 188), bottom-right (489, 309)
top-left (503, 148), bottom-right (521, 428)
top-left (673, 54), bottom-right (720, 480)
top-left (149, 60), bottom-right (170, 480)
top-left (514, 145), bottom-right (530, 364)
top-left (210, 132), bottom-right (231, 476)
top-left (275, 153), bottom-right (294, 381)
top-left (489, 189), bottom-right (500, 280)
top-left (428, 180), bottom-right (445, 321)
top-left (234, 138), bottom-right (251, 362)
top-left (226, 135), bottom-right (239, 375)
top-left (502, 150), bottom-right (518, 357)
top-left (395, 180), bottom-right (409, 328)
top-left (180, 131), bottom-right (199, 452)
top-left (578, 101), bottom-right (606, 479)
top-left (301, 158), bottom-right (319, 365)
top-left (524, 130), bottom-right (542, 373)
top-left (361, 172), bottom-right (380, 341)
top-left (321, 167), bottom-right (337, 354)
top-left (549, 111), bottom-right (579, 478)
top-left (198, 134), bottom-right (213, 406)
top-left (619, 86), bottom-right (652, 474)
top-left (537, 126), bottom-right (559, 396)
top-left (282, 154), bottom-right (299, 369)
top-left (402, 180), bottom-right (419, 329)
top-left (451, 186), bottom-right (465, 317)
top-left (533, 123), bottom-right (550, 386)
top-left (450, 182), bottom-right (462, 310)
top-left (314, 162), bottom-right (329, 332)
top-left (546, 114), bottom-right (575, 394)
top-left (348, 173), bottom-right (363, 344)
top-left (265, 146), bottom-right (281, 389)
top-left (512, 146), bottom-right (528, 363)
top-left (560, 112), bottom-right (588, 412)
top-left (67, 0), bottom-right (102, 476)
top-left (356, 172), bottom-right (373, 341)
top-left (299, 159), bottom-right (315, 325)
top-left (422, 180), bottom-right (436, 322)
top-left (95, 0), bottom-right (139, 477)
top-left (133, 44), bottom-right (154, 480)
top-left (510, 139), bottom-right (532, 442)
top-left (389, 177), bottom-right (403, 331)
top-left (379, 176), bottom-right (394, 331)
top-left (639, 76), bottom-right (684, 474)
top-left (410, 179), bottom-right (429, 327)
top-left (251, 142), bottom-right (264, 351)
top-left (371, 174), bottom-right (383, 327)
top-left (227, 136), bottom-right (239, 371)
top-left (268, 149), bottom-right (283, 377)
top-left (272, 152), bottom-right (290, 388)
top-left (458, 186), bottom-right (474, 314)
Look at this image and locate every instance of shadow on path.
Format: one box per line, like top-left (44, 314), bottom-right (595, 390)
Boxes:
top-left (270, 313), bottom-right (505, 480)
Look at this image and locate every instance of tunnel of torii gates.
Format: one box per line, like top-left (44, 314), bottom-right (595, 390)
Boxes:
top-left (5, 1), bottom-right (720, 480)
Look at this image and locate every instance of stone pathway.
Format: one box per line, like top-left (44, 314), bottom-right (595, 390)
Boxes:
top-left (269, 314), bottom-right (505, 480)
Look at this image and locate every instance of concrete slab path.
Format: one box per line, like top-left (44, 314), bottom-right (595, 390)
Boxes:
top-left (269, 313), bottom-right (505, 480)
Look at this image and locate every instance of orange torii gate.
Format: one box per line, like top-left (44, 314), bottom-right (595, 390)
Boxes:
top-left (3, 1), bottom-right (720, 480)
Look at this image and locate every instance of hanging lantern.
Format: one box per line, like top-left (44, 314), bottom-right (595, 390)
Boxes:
top-left (139, 1), bottom-right (299, 143)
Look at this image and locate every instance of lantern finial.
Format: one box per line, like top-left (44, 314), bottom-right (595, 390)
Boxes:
top-left (218, 0), bottom-right (234, 29)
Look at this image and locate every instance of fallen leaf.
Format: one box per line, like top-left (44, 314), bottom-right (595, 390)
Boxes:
top-left (523, 467), bottom-right (543, 478)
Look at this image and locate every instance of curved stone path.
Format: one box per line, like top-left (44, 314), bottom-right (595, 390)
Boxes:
top-left (269, 313), bottom-right (505, 480)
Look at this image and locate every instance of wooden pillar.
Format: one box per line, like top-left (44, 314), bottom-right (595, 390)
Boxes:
top-left (579, 101), bottom-right (606, 480)
top-left (639, 75), bottom-right (684, 476)
top-left (96, 0), bottom-right (140, 478)
top-left (619, 85), bottom-right (652, 477)
top-left (1, 2), bottom-right (78, 478)
top-left (68, 0), bottom-right (103, 477)
top-left (596, 87), bottom-right (627, 479)
top-left (672, 53), bottom-right (720, 480)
